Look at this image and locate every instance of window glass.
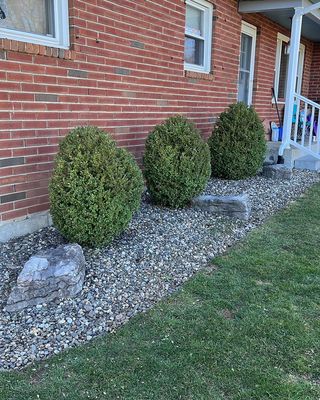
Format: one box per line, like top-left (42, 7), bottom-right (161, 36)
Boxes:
top-left (186, 5), bottom-right (203, 37)
top-left (278, 42), bottom-right (289, 98)
top-left (184, 36), bottom-right (204, 66)
top-left (240, 34), bottom-right (252, 72)
top-left (184, 0), bottom-right (212, 73)
top-left (0, 0), bottom-right (53, 36)
top-left (239, 33), bottom-right (253, 105)
top-left (239, 71), bottom-right (250, 105)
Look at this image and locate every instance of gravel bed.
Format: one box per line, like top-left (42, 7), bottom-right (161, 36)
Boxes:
top-left (0, 170), bottom-right (319, 370)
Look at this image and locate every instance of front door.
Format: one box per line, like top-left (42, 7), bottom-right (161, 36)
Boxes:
top-left (238, 21), bottom-right (257, 106)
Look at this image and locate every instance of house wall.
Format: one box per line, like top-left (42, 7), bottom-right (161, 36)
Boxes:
top-left (309, 43), bottom-right (320, 103)
top-left (0, 0), bottom-right (316, 236)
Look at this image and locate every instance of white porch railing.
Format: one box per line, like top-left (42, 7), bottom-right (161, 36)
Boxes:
top-left (288, 93), bottom-right (320, 160)
top-left (279, 2), bottom-right (320, 162)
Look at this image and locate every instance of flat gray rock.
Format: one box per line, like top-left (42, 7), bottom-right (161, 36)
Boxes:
top-left (6, 244), bottom-right (85, 312)
top-left (263, 164), bottom-right (292, 180)
top-left (192, 194), bottom-right (250, 220)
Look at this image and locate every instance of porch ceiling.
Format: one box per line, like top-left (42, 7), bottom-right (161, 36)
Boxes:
top-left (239, 0), bottom-right (320, 42)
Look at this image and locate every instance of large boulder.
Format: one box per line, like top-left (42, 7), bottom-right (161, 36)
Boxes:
top-left (5, 244), bottom-right (85, 312)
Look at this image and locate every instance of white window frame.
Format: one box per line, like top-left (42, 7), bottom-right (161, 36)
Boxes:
top-left (238, 21), bottom-right (257, 106)
top-left (0, 0), bottom-right (70, 49)
top-left (184, 0), bottom-right (213, 74)
top-left (274, 32), bottom-right (305, 104)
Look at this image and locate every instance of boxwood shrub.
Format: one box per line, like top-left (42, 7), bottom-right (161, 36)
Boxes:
top-left (208, 103), bottom-right (266, 180)
top-left (144, 115), bottom-right (211, 208)
top-left (49, 126), bottom-right (144, 247)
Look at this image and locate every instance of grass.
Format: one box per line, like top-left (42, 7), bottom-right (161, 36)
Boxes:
top-left (1, 185), bottom-right (320, 400)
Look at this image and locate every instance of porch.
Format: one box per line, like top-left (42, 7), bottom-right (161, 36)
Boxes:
top-left (239, 0), bottom-right (320, 169)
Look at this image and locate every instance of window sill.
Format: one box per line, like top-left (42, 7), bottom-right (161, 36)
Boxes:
top-left (272, 98), bottom-right (285, 106)
top-left (184, 69), bottom-right (214, 81)
top-left (0, 38), bottom-right (75, 60)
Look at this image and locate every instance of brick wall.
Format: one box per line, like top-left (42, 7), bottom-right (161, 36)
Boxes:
top-left (0, 0), bottom-right (316, 226)
top-left (310, 43), bottom-right (320, 103)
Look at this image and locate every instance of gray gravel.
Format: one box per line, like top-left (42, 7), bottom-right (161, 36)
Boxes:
top-left (0, 170), bottom-right (319, 370)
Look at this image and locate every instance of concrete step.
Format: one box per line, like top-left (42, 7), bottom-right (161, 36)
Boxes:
top-left (294, 155), bottom-right (320, 171)
top-left (266, 142), bottom-right (320, 169)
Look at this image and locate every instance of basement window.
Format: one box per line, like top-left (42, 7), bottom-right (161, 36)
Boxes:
top-left (0, 0), bottom-right (69, 49)
top-left (184, 0), bottom-right (213, 73)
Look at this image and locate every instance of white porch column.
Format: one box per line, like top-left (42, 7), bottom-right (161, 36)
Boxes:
top-left (279, 7), bottom-right (303, 156)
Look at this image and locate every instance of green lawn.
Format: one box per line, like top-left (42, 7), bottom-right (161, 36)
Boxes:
top-left (1, 185), bottom-right (320, 400)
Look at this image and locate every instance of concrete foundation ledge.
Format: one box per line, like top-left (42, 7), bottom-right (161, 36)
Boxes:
top-left (0, 212), bottom-right (52, 243)
top-left (191, 194), bottom-right (251, 221)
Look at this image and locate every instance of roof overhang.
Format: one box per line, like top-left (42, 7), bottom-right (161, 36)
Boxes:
top-left (239, 0), bottom-right (320, 42)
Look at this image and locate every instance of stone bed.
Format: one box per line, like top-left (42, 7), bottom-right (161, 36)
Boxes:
top-left (0, 170), bottom-right (319, 370)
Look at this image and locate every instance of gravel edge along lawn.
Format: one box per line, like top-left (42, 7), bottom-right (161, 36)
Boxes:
top-left (1, 171), bottom-right (319, 371)
top-left (1, 183), bottom-right (320, 399)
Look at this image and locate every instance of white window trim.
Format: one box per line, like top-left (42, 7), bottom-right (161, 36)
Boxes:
top-left (238, 21), bottom-right (257, 106)
top-left (274, 32), bottom-right (305, 104)
top-left (184, 0), bottom-right (213, 74)
top-left (0, 0), bottom-right (70, 49)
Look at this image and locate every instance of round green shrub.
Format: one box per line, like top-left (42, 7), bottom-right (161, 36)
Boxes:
top-left (49, 126), bottom-right (144, 247)
top-left (143, 115), bottom-right (211, 208)
top-left (208, 103), bottom-right (266, 180)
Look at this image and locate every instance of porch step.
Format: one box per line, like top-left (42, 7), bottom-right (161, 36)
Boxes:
top-left (294, 155), bottom-right (320, 171)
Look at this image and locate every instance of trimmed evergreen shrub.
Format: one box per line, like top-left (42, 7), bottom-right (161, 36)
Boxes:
top-left (144, 115), bottom-right (211, 208)
top-left (208, 103), bottom-right (266, 180)
top-left (49, 126), bottom-right (144, 247)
